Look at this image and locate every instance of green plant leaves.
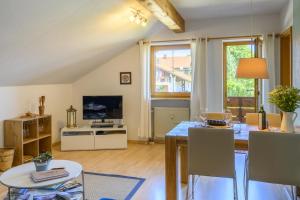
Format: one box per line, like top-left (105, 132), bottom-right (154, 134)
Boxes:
top-left (269, 86), bottom-right (300, 112)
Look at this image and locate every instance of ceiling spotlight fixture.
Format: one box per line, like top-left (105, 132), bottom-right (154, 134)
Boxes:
top-left (129, 8), bottom-right (148, 27)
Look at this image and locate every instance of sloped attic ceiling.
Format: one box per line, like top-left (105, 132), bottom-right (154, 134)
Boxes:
top-left (171, 0), bottom-right (288, 19)
top-left (0, 0), bottom-right (157, 86)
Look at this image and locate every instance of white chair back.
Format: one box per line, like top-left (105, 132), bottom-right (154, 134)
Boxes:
top-left (248, 131), bottom-right (300, 186)
top-left (188, 128), bottom-right (235, 178)
top-left (245, 113), bottom-right (281, 127)
top-left (245, 113), bottom-right (258, 125)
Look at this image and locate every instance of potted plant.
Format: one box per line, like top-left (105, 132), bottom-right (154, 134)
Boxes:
top-left (269, 86), bottom-right (300, 133)
top-left (33, 152), bottom-right (52, 171)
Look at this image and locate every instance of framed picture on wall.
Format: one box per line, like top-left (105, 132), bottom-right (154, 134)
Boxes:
top-left (120, 72), bottom-right (132, 85)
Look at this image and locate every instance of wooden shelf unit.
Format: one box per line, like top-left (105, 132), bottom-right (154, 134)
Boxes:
top-left (4, 115), bottom-right (52, 166)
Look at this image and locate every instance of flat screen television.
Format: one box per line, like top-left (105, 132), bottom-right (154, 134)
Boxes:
top-left (83, 96), bottom-right (123, 120)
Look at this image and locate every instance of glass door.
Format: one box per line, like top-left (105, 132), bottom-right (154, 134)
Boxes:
top-left (223, 41), bottom-right (258, 122)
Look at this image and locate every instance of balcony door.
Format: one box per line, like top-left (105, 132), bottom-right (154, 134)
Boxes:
top-left (223, 41), bottom-right (258, 122)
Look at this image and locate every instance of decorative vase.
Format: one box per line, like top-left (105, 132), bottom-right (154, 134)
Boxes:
top-left (280, 112), bottom-right (298, 133)
top-left (39, 96), bottom-right (46, 116)
top-left (39, 106), bottom-right (45, 116)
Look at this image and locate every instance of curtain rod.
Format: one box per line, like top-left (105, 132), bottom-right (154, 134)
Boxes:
top-left (206, 35), bottom-right (261, 41)
top-left (139, 38), bottom-right (196, 44)
top-left (138, 33), bottom-right (279, 44)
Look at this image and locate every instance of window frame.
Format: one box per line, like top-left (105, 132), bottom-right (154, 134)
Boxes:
top-left (150, 44), bottom-right (192, 98)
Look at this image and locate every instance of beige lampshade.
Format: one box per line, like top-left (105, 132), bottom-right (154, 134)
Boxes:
top-left (236, 58), bottom-right (269, 79)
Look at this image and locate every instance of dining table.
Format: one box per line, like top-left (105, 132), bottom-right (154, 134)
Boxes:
top-left (164, 121), bottom-right (299, 200)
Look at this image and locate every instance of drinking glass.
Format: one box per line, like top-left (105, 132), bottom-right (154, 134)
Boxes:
top-left (23, 124), bottom-right (29, 138)
top-left (224, 110), bottom-right (232, 127)
top-left (39, 119), bottom-right (44, 133)
top-left (199, 108), bottom-right (208, 126)
top-left (39, 124), bottom-right (44, 133)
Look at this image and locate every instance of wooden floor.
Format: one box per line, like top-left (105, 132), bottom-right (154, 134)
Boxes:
top-left (0, 143), bottom-right (297, 200)
top-left (0, 143), bottom-right (167, 200)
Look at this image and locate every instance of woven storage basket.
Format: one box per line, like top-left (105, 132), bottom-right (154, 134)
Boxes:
top-left (0, 148), bottom-right (14, 171)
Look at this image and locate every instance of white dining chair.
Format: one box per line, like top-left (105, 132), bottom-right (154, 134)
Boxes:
top-left (245, 131), bottom-right (300, 200)
top-left (205, 112), bottom-right (232, 120)
top-left (245, 113), bottom-right (258, 126)
top-left (187, 128), bottom-right (237, 200)
top-left (245, 113), bottom-right (281, 127)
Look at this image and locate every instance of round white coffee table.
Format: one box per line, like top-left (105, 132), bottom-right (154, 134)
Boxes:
top-left (0, 160), bottom-right (85, 200)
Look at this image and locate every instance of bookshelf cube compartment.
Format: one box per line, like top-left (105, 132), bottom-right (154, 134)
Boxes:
top-left (23, 120), bottom-right (38, 142)
top-left (39, 136), bottom-right (52, 154)
top-left (38, 116), bottom-right (51, 138)
top-left (23, 141), bottom-right (38, 163)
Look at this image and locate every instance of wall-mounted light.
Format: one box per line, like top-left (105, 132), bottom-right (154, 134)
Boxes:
top-left (129, 8), bottom-right (148, 27)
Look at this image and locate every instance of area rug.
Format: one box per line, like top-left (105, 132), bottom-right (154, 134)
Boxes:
top-left (82, 172), bottom-right (145, 200)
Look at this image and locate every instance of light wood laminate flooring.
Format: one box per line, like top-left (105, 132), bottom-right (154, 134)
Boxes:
top-left (0, 143), bottom-right (296, 200)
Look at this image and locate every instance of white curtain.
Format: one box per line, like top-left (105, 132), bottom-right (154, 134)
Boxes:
top-left (262, 33), bottom-right (279, 113)
top-left (190, 38), bottom-right (208, 120)
top-left (138, 41), bottom-right (151, 139)
top-left (206, 39), bottom-right (224, 112)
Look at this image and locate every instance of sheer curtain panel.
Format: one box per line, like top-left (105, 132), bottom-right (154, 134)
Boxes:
top-left (138, 41), bottom-right (151, 140)
top-left (190, 38), bottom-right (208, 120)
top-left (262, 33), bottom-right (279, 113)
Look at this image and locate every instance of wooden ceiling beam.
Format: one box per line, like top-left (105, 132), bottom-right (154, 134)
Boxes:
top-left (137, 0), bottom-right (185, 33)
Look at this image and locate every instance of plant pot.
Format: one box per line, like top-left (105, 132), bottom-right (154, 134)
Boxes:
top-left (34, 160), bottom-right (51, 171)
top-left (281, 111), bottom-right (298, 133)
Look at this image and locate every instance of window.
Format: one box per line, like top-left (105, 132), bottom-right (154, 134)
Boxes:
top-left (151, 44), bottom-right (192, 98)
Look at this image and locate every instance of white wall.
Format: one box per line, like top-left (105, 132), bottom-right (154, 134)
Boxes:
top-left (0, 84), bottom-right (72, 147)
top-left (151, 15), bottom-right (281, 114)
top-left (280, 0), bottom-right (293, 32)
top-left (72, 46), bottom-right (141, 140)
top-left (293, 0), bottom-right (300, 126)
top-left (151, 14), bottom-right (281, 113)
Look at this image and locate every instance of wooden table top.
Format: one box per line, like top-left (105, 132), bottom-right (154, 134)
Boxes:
top-left (166, 121), bottom-right (283, 141)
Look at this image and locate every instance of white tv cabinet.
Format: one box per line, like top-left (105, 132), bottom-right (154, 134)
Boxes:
top-left (61, 125), bottom-right (127, 151)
